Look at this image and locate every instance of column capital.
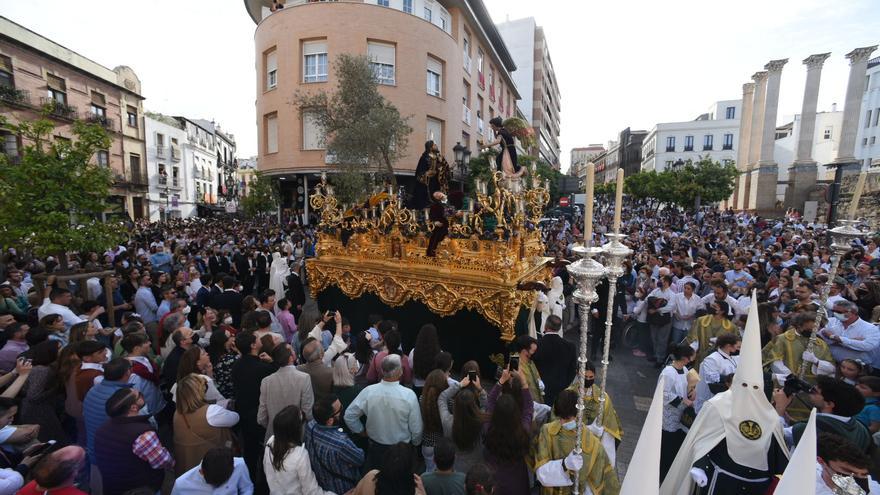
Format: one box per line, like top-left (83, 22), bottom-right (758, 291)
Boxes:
top-left (803, 53), bottom-right (831, 69)
top-left (846, 45), bottom-right (878, 65)
top-left (764, 59), bottom-right (789, 73)
top-left (752, 71), bottom-right (768, 83)
top-left (742, 82), bottom-right (755, 94)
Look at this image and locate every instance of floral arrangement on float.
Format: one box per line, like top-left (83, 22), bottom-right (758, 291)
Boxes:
top-left (502, 117), bottom-right (537, 149)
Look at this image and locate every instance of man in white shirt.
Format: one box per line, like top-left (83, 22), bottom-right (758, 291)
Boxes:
top-left (819, 300), bottom-right (880, 363)
top-left (700, 281), bottom-right (741, 317)
top-left (172, 447), bottom-right (253, 495)
top-left (825, 277), bottom-right (847, 312)
top-left (38, 287), bottom-right (84, 332)
top-left (665, 282), bottom-right (703, 345)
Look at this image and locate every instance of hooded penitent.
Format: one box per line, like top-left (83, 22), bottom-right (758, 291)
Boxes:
top-left (660, 291), bottom-right (790, 495)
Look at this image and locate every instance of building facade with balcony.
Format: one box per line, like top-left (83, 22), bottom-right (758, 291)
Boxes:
top-left (174, 117), bottom-right (220, 216)
top-left (641, 99), bottom-right (741, 173)
top-left (0, 16), bottom-right (149, 220)
top-left (569, 145), bottom-right (604, 182)
top-left (496, 17), bottom-right (561, 168)
top-left (856, 57), bottom-right (880, 171)
top-left (213, 126), bottom-right (239, 202)
top-left (245, 0), bottom-right (519, 220)
top-left (145, 114), bottom-right (191, 221)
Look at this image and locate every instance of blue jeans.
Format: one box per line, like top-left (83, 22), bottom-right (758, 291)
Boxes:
top-left (671, 326), bottom-right (689, 347)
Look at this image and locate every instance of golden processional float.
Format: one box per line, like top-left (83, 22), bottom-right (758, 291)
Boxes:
top-left (305, 165), bottom-right (552, 343)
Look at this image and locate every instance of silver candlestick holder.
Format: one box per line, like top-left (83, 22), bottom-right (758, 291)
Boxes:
top-left (801, 220), bottom-right (864, 378)
top-left (565, 243), bottom-right (606, 495)
top-left (596, 233), bottom-right (632, 426)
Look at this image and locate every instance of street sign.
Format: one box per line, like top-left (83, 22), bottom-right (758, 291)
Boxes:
top-left (559, 197), bottom-right (570, 207)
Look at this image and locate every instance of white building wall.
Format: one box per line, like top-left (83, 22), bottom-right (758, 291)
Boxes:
top-left (855, 60), bottom-right (880, 171)
top-left (145, 117), bottom-right (191, 221)
top-left (775, 111), bottom-right (843, 188)
top-left (183, 121), bottom-right (218, 207)
top-left (496, 18), bottom-right (536, 123)
top-left (641, 100), bottom-right (742, 173)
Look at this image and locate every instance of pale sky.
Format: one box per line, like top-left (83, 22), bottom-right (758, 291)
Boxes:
top-left (2, 0), bottom-right (878, 172)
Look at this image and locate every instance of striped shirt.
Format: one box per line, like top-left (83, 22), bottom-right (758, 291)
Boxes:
top-left (303, 420), bottom-right (364, 494)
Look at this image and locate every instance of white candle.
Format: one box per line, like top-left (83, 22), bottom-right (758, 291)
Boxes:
top-left (584, 163), bottom-right (594, 247)
top-left (613, 169), bottom-right (624, 233)
top-left (468, 199), bottom-right (474, 212)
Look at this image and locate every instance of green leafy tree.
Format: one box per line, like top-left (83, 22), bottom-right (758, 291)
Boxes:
top-left (466, 149), bottom-right (495, 194)
top-left (623, 156), bottom-right (736, 211)
top-left (295, 53), bottom-right (412, 204)
top-left (672, 156), bottom-right (738, 209)
top-left (594, 182), bottom-right (615, 196)
top-left (0, 116), bottom-right (123, 271)
top-left (240, 171), bottom-right (279, 218)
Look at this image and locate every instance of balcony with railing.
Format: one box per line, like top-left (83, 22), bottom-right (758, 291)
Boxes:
top-left (462, 105), bottom-right (471, 126)
top-left (722, 144), bottom-right (733, 150)
top-left (703, 144), bottom-right (713, 151)
top-left (84, 113), bottom-right (115, 130)
top-left (170, 146), bottom-right (181, 161)
top-left (478, 118), bottom-right (484, 136)
top-left (39, 98), bottom-right (78, 121)
top-left (156, 146), bottom-right (166, 157)
top-left (463, 52), bottom-right (472, 74)
top-left (0, 86), bottom-right (30, 107)
top-left (158, 174), bottom-right (168, 186)
top-left (129, 168), bottom-right (149, 186)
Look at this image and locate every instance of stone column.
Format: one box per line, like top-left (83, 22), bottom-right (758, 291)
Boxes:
top-left (734, 82), bottom-right (755, 210)
top-left (744, 72), bottom-right (767, 210)
top-left (786, 53), bottom-right (830, 210)
top-left (747, 72), bottom-right (768, 168)
top-left (758, 59), bottom-right (787, 165)
top-left (755, 59), bottom-right (788, 213)
top-left (834, 45), bottom-right (878, 168)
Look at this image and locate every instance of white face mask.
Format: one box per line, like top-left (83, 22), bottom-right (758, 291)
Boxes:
top-left (561, 420), bottom-right (577, 431)
top-left (181, 306), bottom-right (191, 315)
top-left (223, 316), bottom-right (233, 325)
top-left (833, 312), bottom-right (848, 322)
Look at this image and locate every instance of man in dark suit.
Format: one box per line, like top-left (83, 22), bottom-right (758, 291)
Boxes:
top-left (285, 269), bottom-right (306, 321)
top-left (209, 248), bottom-right (231, 275)
top-left (209, 276), bottom-right (244, 327)
top-left (255, 251), bottom-right (270, 294)
top-left (231, 332), bottom-right (276, 490)
top-left (531, 315), bottom-right (577, 408)
top-left (232, 250), bottom-right (253, 296)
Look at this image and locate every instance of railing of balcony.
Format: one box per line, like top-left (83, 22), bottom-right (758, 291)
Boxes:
top-left (462, 105), bottom-right (471, 126)
top-left (84, 113), bottom-right (115, 130)
top-left (130, 168), bottom-right (149, 186)
top-left (39, 97), bottom-right (78, 120)
top-left (170, 146), bottom-right (181, 161)
top-left (0, 86), bottom-right (30, 106)
top-left (156, 146), bottom-right (166, 157)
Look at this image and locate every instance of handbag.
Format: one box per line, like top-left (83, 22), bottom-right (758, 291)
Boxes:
top-left (680, 405), bottom-right (696, 428)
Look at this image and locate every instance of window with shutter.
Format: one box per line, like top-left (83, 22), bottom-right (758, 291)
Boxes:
top-left (303, 41), bottom-right (328, 83)
top-left (368, 42), bottom-right (395, 85)
top-left (266, 49), bottom-right (278, 90)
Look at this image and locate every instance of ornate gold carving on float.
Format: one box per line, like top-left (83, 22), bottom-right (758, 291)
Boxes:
top-left (306, 169), bottom-right (552, 341)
